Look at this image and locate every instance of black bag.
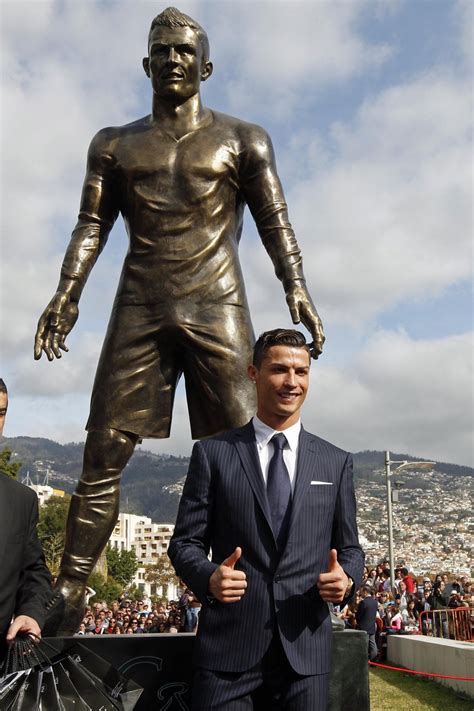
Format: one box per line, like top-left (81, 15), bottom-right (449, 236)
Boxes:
top-left (53, 662), bottom-right (89, 711)
top-left (0, 635), bottom-right (142, 711)
top-left (0, 671), bottom-right (29, 710)
top-left (55, 643), bottom-right (142, 711)
top-left (51, 653), bottom-right (120, 711)
top-left (36, 667), bottom-right (64, 711)
top-left (10, 669), bottom-right (42, 711)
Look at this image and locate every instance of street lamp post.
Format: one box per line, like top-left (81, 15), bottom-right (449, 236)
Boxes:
top-left (384, 452), bottom-right (436, 593)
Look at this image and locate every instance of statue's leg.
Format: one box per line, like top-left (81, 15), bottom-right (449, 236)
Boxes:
top-left (44, 428), bottom-right (137, 636)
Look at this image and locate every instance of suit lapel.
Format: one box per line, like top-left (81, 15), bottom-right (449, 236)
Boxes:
top-left (233, 422), bottom-right (273, 535)
top-left (288, 427), bottom-right (319, 531)
top-left (0, 475), bottom-right (13, 563)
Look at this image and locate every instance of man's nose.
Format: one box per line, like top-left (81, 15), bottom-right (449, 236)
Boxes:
top-left (167, 47), bottom-right (178, 63)
top-left (284, 370), bottom-right (296, 386)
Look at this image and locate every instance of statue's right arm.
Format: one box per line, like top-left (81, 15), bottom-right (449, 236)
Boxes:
top-left (34, 130), bottom-right (119, 361)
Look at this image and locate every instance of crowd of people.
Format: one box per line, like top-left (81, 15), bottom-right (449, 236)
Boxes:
top-left (75, 587), bottom-right (201, 637)
top-left (334, 563), bottom-right (473, 660)
top-left (73, 563), bottom-right (473, 654)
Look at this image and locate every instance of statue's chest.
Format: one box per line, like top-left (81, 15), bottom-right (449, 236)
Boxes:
top-left (117, 130), bottom-right (239, 196)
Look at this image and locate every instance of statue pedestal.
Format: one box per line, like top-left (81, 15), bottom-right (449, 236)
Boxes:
top-left (329, 629), bottom-right (369, 710)
top-left (44, 630), bottom-right (369, 710)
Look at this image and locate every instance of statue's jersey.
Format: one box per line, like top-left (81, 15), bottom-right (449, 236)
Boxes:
top-left (60, 108), bottom-right (305, 438)
top-left (70, 110), bottom-right (299, 310)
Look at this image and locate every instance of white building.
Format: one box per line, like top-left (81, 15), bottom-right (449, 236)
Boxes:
top-left (110, 513), bottom-right (152, 552)
top-left (27, 483), bottom-right (65, 506)
top-left (109, 513), bottom-right (178, 599)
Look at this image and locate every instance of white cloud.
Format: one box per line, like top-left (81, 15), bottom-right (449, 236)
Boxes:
top-left (207, 1), bottom-right (393, 119)
top-left (240, 69), bottom-right (472, 328)
top-left (308, 330), bottom-right (473, 466)
top-left (454, 0), bottom-right (473, 66)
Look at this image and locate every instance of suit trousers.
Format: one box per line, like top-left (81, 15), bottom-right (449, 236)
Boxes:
top-left (191, 634), bottom-right (330, 710)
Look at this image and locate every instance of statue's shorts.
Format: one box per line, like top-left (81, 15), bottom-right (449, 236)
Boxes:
top-left (86, 300), bottom-right (256, 439)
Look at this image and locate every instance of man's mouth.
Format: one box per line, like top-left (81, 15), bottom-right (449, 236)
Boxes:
top-left (162, 71), bottom-right (184, 81)
top-left (278, 392), bottom-right (299, 401)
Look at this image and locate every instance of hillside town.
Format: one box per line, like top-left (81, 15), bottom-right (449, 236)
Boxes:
top-left (25, 453), bottom-right (473, 585)
top-left (356, 469), bottom-right (473, 575)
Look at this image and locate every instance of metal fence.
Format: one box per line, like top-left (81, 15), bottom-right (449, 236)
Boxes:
top-left (419, 608), bottom-right (473, 642)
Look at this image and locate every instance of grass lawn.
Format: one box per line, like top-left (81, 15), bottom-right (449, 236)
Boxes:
top-left (369, 667), bottom-right (473, 710)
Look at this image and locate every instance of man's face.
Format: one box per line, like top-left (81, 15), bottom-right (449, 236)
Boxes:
top-left (143, 26), bottom-right (212, 102)
top-left (0, 392), bottom-right (8, 436)
top-left (248, 345), bottom-right (310, 429)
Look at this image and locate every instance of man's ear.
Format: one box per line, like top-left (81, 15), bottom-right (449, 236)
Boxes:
top-left (201, 61), bottom-right (213, 82)
top-left (143, 57), bottom-right (150, 77)
top-left (247, 364), bottom-right (257, 382)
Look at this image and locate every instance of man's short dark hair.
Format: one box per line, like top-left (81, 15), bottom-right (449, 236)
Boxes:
top-left (362, 585), bottom-right (373, 595)
top-left (252, 329), bottom-right (310, 368)
top-left (149, 7), bottom-right (210, 62)
top-left (0, 379), bottom-right (7, 396)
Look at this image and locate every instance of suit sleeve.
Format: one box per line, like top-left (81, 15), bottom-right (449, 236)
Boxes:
top-left (331, 453), bottom-right (365, 597)
top-left (168, 442), bottom-right (218, 604)
top-left (15, 495), bottom-right (52, 628)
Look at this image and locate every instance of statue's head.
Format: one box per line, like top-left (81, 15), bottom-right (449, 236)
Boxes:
top-left (143, 7), bottom-right (213, 100)
top-left (148, 7), bottom-right (210, 62)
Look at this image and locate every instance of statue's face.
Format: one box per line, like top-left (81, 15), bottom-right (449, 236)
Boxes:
top-left (144, 25), bottom-right (212, 101)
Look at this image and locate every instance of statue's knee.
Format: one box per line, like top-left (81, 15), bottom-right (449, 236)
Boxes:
top-left (83, 428), bottom-right (136, 472)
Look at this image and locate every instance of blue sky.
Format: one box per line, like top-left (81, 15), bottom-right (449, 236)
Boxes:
top-left (1, 0), bottom-right (472, 465)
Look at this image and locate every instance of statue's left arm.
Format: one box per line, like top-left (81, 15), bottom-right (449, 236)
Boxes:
top-left (240, 127), bottom-right (325, 357)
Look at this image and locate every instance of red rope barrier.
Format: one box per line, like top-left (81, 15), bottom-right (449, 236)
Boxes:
top-left (369, 661), bottom-right (474, 681)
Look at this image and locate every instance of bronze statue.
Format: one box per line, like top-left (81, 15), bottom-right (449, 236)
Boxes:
top-left (35, 7), bottom-right (324, 635)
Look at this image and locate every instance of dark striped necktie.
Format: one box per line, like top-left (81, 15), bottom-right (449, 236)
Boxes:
top-left (267, 432), bottom-right (292, 549)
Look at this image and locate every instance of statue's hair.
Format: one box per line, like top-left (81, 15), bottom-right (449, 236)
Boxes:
top-left (149, 7), bottom-right (210, 62)
top-left (0, 379), bottom-right (7, 395)
top-left (252, 329), bottom-right (310, 368)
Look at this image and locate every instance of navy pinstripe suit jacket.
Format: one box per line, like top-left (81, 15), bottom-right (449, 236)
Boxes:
top-left (168, 422), bottom-right (364, 676)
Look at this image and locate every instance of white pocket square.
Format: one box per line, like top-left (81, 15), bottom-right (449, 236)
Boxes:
top-left (310, 480), bottom-right (333, 485)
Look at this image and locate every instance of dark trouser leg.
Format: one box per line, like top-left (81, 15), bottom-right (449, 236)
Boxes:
top-left (192, 636), bottom-right (329, 711)
top-left (367, 633), bottom-right (378, 661)
top-left (262, 636), bottom-right (329, 711)
top-left (192, 667), bottom-right (257, 710)
top-left (45, 428), bottom-right (137, 635)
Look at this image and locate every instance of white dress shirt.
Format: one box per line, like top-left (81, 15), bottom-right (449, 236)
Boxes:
top-left (252, 416), bottom-right (301, 493)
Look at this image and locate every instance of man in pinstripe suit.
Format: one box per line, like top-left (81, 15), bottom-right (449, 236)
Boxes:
top-left (169, 329), bottom-right (364, 709)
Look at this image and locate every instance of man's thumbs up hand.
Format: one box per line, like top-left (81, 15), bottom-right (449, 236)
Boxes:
top-left (209, 547), bottom-right (247, 603)
top-left (317, 549), bottom-right (350, 604)
top-left (222, 546), bottom-right (242, 569)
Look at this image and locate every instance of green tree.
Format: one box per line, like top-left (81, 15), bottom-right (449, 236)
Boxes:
top-left (144, 554), bottom-right (179, 592)
top-left (0, 447), bottom-right (22, 479)
top-left (87, 572), bottom-right (124, 605)
top-left (42, 531), bottom-right (65, 577)
top-left (37, 495), bottom-right (70, 543)
top-left (106, 546), bottom-right (138, 587)
top-left (37, 495), bottom-right (71, 573)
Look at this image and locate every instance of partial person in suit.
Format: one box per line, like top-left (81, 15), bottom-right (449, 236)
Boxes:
top-left (355, 586), bottom-right (379, 660)
top-left (169, 329), bottom-right (365, 710)
top-left (0, 379), bottom-right (52, 654)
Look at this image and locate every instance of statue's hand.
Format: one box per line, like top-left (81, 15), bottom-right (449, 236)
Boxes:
top-left (34, 292), bottom-right (79, 361)
top-left (286, 283), bottom-right (325, 359)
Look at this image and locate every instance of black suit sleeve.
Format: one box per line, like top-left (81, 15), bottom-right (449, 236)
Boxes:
top-left (14, 494), bottom-right (52, 628)
top-left (168, 442), bottom-right (218, 604)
